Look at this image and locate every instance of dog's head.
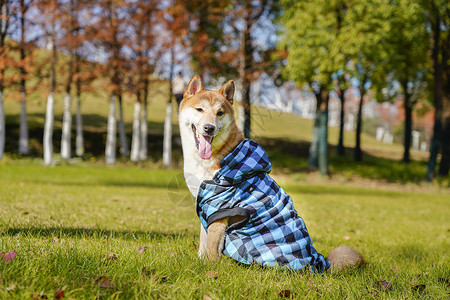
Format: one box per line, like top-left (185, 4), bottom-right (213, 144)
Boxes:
top-left (179, 75), bottom-right (236, 160)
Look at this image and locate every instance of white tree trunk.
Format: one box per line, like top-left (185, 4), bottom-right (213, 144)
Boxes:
top-left (0, 91), bottom-right (4, 159)
top-left (118, 100), bottom-right (129, 157)
top-left (138, 100), bottom-right (148, 161)
top-left (130, 101), bottom-right (141, 162)
top-left (162, 101), bottom-right (172, 167)
top-left (43, 92), bottom-right (55, 165)
top-left (61, 92), bottom-right (72, 159)
top-left (105, 95), bottom-right (117, 164)
top-left (75, 94), bottom-right (84, 156)
top-left (18, 98), bottom-right (29, 155)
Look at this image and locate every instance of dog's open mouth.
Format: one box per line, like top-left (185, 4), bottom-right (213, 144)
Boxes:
top-left (192, 124), bottom-right (213, 160)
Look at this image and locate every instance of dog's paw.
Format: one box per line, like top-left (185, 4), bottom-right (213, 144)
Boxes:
top-left (328, 245), bottom-right (365, 271)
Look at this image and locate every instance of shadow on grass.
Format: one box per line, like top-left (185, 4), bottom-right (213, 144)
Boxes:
top-left (1, 227), bottom-right (189, 241)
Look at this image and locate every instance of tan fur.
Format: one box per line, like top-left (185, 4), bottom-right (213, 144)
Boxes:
top-left (328, 246), bottom-right (365, 271)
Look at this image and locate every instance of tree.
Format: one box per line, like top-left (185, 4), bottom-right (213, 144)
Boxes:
top-left (60, 0), bottom-right (81, 159)
top-left (129, 0), bottom-right (158, 162)
top-left (424, 0), bottom-right (450, 180)
top-left (344, 0), bottom-right (392, 162)
top-left (383, 0), bottom-right (429, 163)
top-left (37, 0), bottom-right (61, 165)
top-left (279, 0), bottom-right (348, 174)
top-left (0, 0), bottom-right (11, 159)
top-left (18, 0), bottom-right (29, 155)
top-left (88, 0), bottom-right (129, 163)
top-left (161, 0), bottom-right (188, 167)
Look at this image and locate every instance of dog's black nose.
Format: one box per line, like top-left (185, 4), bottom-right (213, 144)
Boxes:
top-left (203, 124), bottom-right (216, 135)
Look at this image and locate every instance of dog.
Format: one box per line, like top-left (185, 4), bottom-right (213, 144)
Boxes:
top-left (179, 75), bottom-right (364, 271)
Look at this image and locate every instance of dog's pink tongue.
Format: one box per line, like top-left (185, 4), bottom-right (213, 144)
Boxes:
top-left (198, 135), bottom-right (212, 159)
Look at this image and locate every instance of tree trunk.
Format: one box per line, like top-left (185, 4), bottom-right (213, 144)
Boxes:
top-left (43, 92), bottom-right (55, 165)
top-left (0, 90), bottom-right (4, 159)
top-left (162, 100), bottom-right (172, 167)
top-left (75, 93), bottom-right (84, 157)
top-left (105, 95), bottom-right (117, 164)
top-left (18, 0), bottom-right (29, 155)
top-left (139, 90), bottom-right (148, 161)
top-left (18, 98), bottom-right (29, 155)
top-left (402, 81), bottom-right (412, 163)
top-left (308, 88), bottom-right (324, 169)
top-left (130, 100), bottom-right (141, 162)
top-left (308, 113), bottom-right (320, 169)
top-left (426, 7), bottom-right (444, 181)
top-left (337, 87), bottom-right (345, 156)
top-left (318, 100), bottom-right (329, 175)
top-left (117, 95), bottom-right (129, 157)
top-left (354, 87), bottom-right (364, 162)
top-left (438, 92), bottom-right (450, 176)
top-left (239, 4), bottom-right (252, 138)
top-left (61, 93), bottom-right (72, 159)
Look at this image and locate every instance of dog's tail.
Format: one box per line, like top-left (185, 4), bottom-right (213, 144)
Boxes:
top-left (327, 246), bottom-right (365, 271)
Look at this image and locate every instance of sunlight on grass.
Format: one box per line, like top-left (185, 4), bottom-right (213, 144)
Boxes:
top-left (0, 164), bottom-right (448, 298)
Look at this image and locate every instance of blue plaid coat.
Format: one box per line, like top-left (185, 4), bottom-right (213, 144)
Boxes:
top-left (196, 139), bottom-right (330, 272)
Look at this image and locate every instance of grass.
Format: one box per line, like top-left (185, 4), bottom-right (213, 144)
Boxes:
top-left (0, 162), bottom-right (449, 299)
top-left (1, 69), bottom-right (449, 298)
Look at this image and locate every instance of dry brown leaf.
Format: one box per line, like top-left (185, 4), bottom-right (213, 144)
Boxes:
top-left (374, 280), bottom-right (392, 291)
top-left (54, 288), bottom-right (65, 299)
top-left (137, 247), bottom-right (147, 253)
top-left (205, 271), bottom-right (219, 279)
top-left (95, 276), bottom-right (115, 288)
top-left (0, 251), bottom-right (16, 263)
top-left (278, 290), bottom-right (291, 297)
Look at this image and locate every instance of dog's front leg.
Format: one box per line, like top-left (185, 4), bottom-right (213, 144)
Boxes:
top-left (206, 218), bottom-right (228, 261)
top-left (198, 224), bottom-right (208, 257)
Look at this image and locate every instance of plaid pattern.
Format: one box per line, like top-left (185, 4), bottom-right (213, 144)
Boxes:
top-left (196, 139), bottom-right (330, 272)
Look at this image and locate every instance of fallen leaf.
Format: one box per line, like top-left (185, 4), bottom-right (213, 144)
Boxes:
top-left (50, 237), bottom-right (59, 243)
top-left (95, 276), bottom-right (114, 288)
top-left (137, 247), bottom-right (147, 253)
top-left (203, 295), bottom-right (212, 300)
top-left (343, 236), bottom-right (351, 240)
top-left (0, 251), bottom-right (17, 263)
top-left (5, 283), bottom-right (16, 291)
top-left (374, 281), bottom-right (392, 291)
top-left (412, 284), bottom-right (425, 293)
top-left (205, 271), bottom-right (219, 279)
top-left (278, 290), bottom-right (291, 297)
top-left (54, 288), bottom-right (65, 299)
top-left (107, 253), bottom-right (118, 261)
top-left (31, 293), bottom-right (48, 299)
top-left (141, 267), bottom-right (156, 277)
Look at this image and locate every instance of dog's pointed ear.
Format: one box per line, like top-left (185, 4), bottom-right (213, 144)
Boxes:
top-left (219, 80), bottom-right (235, 104)
top-left (184, 75), bottom-right (203, 99)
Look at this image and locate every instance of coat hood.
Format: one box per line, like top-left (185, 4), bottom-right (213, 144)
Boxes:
top-left (212, 139), bottom-right (272, 186)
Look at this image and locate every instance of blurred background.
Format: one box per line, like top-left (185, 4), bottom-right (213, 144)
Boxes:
top-left (0, 0), bottom-right (448, 184)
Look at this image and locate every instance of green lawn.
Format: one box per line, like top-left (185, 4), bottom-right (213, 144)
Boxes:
top-left (0, 163), bottom-right (449, 299)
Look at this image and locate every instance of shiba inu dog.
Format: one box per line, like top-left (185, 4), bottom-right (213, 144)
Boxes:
top-left (179, 75), bottom-right (364, 271)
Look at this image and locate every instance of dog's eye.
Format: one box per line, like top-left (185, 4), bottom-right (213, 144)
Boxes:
top-left (196, 108), bottom-right (203, 112)
top-left (217, 111), bottom-right (224, 116)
